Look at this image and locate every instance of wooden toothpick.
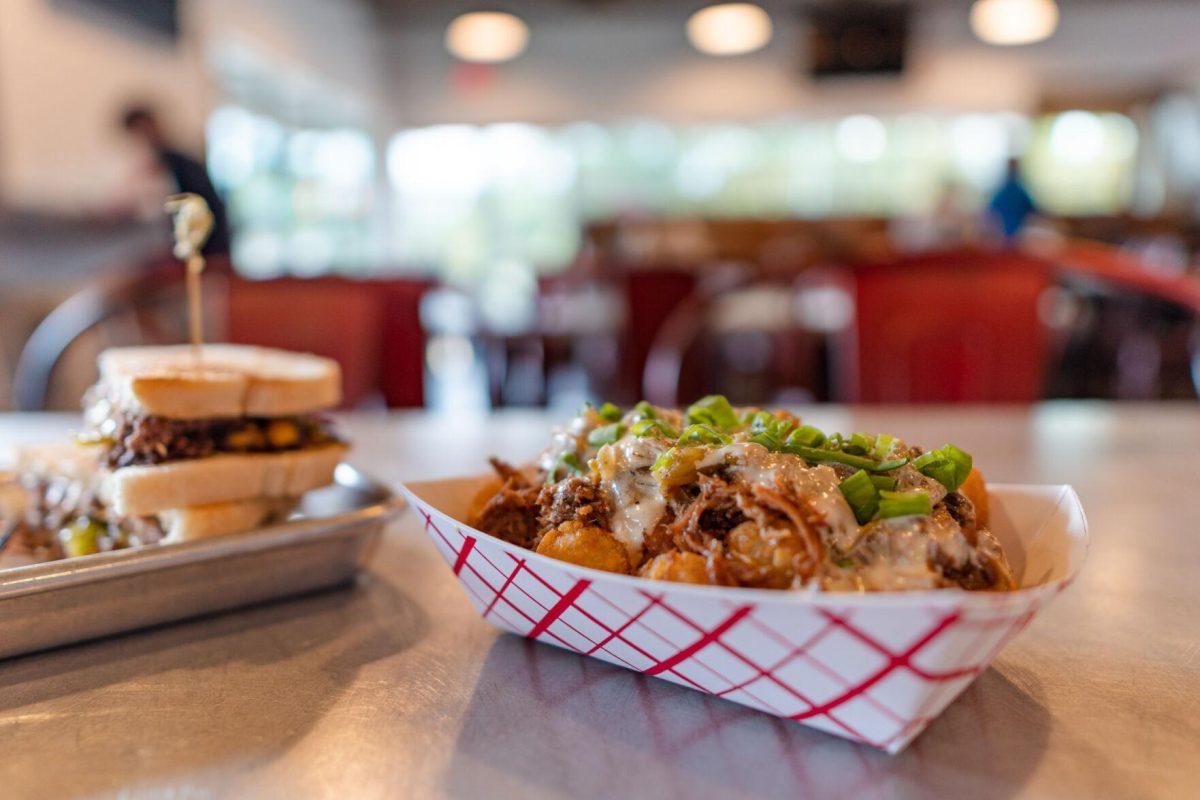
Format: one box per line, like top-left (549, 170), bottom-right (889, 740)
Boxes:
top-left (165, 193), bottom-right (214, 354)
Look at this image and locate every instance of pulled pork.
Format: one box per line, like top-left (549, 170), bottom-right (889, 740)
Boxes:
top-left (97, 413), bottom-right (340, 468)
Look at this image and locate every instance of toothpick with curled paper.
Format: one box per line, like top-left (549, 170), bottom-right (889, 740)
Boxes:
top-left (165, 193), bottom-right (214, 351)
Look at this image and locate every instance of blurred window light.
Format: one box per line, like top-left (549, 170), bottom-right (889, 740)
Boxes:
top-left (388, 125), bottom-right (489, 198)
top-left (686, 4), bottom-right (773, 56)
top-left (835, 115), bottom-right (888, 163)
top-left (1049, 111), bottom-right (1105, 163)
top-left (445, 12), bottom-right (530, 64)
top-left (1025, 111), bottom-right (1140, 214)
top-left (970, 0), bottom-right (1059, 46)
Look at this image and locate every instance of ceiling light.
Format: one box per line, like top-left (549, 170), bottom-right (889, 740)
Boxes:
top-left (687, 3), bottom-right (773, 56)
top-left (970, 0), bottom-right (1059, 46)
top-left (445, 11), bottom-right (529, 64)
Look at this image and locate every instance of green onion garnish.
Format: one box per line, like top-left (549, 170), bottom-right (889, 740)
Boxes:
top-left (685, 395), bottom-right (739, 431)
top-left (845, 432), bottom-right (875, 455)
top-left (587, 423), bottom-right (624, 447)
top-left (747, 431), bottom-right (783, 451)
top-left (877, 490), bottom-right (932, 518)
top-left (597, 402), bottom-right (622, 422)
top-left (911, 444), bottom-right (973, 492)
top-left (787, 445), bottom-right (902, 473)
top-left (678, 423), bottom-right (732, 446)
top-left (547, 452), bottom-right (584, 483)
top-left (839, 469), bottom-right (880, 524)
top-left (871, 434), bottom-right (895, 461)
top-left (786, 425), bottom-right (826, 448)
top-left (939, 444), bottom-right (973, 491)
top-left (631, 401), bottom-right (657, 421)
top-left (651, 447), bottom-right (676, 474)
top-left (631, 418), bottom-right (678, 439)
top-left (870, 474), bottom-right (898, 491)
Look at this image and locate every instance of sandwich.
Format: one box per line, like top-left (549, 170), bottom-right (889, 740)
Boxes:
top-left (2, 344), bottom-right (347, 564)
top-left (81, 344), bottom-right (346, 516)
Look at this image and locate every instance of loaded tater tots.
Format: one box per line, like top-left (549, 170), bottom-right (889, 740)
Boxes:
top-left (471, 397), bottom-right (1015, 592)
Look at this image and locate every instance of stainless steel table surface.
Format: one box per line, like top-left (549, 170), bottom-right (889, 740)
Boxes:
top-left (1, 404), bottom-right (1197, 800)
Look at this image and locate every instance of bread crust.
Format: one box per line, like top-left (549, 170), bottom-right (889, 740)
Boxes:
top-left (158, 497), bottom-right (298, 543)
top-left (98, 344), bottom-right (341, 419)
top-left (106, 444), bottom-right (347, 516)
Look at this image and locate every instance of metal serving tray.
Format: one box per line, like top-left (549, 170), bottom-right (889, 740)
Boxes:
top-left (0, 464), bottom-right (397, 660)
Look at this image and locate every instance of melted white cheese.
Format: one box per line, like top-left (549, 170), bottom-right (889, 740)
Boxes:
top-left (596, 438), bottom-right (668, 559)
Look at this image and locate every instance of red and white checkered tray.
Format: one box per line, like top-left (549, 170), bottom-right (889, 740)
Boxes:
top-left (399, 477), bottom-right (1087, 753)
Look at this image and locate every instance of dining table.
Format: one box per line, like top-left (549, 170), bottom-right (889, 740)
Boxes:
top-left (1, 403), bottom-right (1197, 799)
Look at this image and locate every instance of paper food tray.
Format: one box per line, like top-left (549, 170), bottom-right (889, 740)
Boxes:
top-left (399, 476), bottom-right (1087, 754)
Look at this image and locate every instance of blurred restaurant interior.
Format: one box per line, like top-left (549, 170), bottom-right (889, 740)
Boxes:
top-left (3, 0), bottom-right (1200, 414)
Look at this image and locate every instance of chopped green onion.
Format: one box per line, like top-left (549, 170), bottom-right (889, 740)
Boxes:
top-left (787, 444), bottom-right (889, 472)
top-left (871, 434), bottom-right (896, 461)
top-left (912, 444), bottom-right (973, 492)
top-left (786, 424), bottom-right (826, 448)
top-left (939, 444), bottom-right (973, 491)
top-left (587, 423), bottom-right (625, 447)
top-left (839, 470), bottom-right (880, 524)
top-left (685, 395), bottom-right (739, 431)
top-left (747, 431), bottom-right (783, 451)
top-left (745, 411), bottom-right (793, 450)
top-left (597, 402), bottom-right (623, 422)
top-left (547, 452), bottom-right (584, 483)
top-left (877, 490), bottom-right (932, 519)
top-left (870, 475), bottom-right (898, 491)
top-left (678, 423), bottom-right (732, 446)
top-left (631, 418), bottom-right (678, 439)
top-left (651, 447), bottom-right (676, 474)
top-left (910, 450), bottom-right (941, 471)
top-left (631, 400), bottom-right (658, 421)
top-left (845, 432), bottom-right (875, 455)
top-left (834, 557), bottom-right (855, 569)
top-left (875, 456), bottom-right (910, 471)
top-left (922, 459), bottom-right (957, 491)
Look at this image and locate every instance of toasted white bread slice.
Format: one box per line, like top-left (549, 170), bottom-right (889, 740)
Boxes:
top-left (106, 444), bottom-right (347, 517)
top-left (96, 344), bottom-right (341, 419)
top-left (158, 497), bottom-right (297, 543)
top-left (13, 443), bottom-right (304, 543)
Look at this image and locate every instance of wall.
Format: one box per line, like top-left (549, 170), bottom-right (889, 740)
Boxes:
top-left (0, 0), bottom-right (383, 213)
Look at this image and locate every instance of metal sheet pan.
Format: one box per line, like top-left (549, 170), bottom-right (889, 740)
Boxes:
top-left (0, 464), bottom-right (396, 660)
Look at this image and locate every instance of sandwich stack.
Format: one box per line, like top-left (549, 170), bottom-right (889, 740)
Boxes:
top-left (8, 344), bottom-right (347, 563)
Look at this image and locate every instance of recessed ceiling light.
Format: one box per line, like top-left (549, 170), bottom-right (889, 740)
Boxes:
top-left (445, 11), bottom-right (529, 64)
top-left (687, 3), bottom-right (773, 57)
top-left (970, 0), bottom-right (1059, 46)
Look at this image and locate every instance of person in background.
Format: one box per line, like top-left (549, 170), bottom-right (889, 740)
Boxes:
top-left (986, 157), bottom-right (1037, 241)
top-left (119, 105), bottom-right (230, 255)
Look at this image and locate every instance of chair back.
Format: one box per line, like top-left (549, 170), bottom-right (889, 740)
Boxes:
top-left (848, 250), bottom-right (1051, 403)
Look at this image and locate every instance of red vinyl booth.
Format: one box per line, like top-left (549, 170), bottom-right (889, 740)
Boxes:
top-left (227, 276), bottom-right (431, 408)
top-left (847, 251), bottom-right (1052, 403)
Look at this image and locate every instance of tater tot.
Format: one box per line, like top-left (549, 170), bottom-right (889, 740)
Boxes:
top-left (638, 551), bottom-right (713, 585)
top-left (959, 468), bottom-right (989, 527)
top-left (726, 521), bottom-right (802, 589)
top-left (535, 521), bottom-right (631, 574)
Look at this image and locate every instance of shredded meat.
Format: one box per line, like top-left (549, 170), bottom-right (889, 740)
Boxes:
top-left (659, 473), bottom-right (824, 588)
top-left (473, 458), bottom-right (542, 548)
top-left (99, 413), bottom-right (339, 468)
top-left (537, 476), bottom-right (609, 531)
top-left (941, 491), bottom-right (978, 544)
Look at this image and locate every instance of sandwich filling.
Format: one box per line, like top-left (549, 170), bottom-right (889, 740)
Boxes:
top-left (83, 412), bottom-right (341, 468)
top-left (12, 472), bottom-right (164, 560)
